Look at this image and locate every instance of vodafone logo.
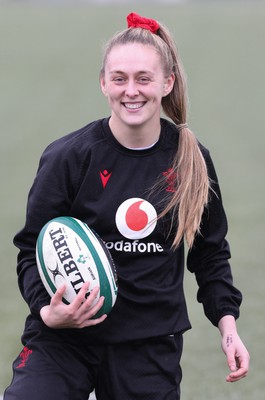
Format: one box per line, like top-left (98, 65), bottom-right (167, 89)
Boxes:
top-left (115, 198), bottom-right (157, 239)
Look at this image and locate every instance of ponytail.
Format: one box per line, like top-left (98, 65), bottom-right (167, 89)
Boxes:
top-left (158, 22), bottom-right (210, 248)
top-left (159, 126), bottom-right (209, 248)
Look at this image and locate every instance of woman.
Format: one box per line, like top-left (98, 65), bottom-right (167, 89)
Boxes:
top-left (4, 12), bottom-right (249, 400)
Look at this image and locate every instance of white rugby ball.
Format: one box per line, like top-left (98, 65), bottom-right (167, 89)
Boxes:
top-left (36, 216), bottom-right (117, 318)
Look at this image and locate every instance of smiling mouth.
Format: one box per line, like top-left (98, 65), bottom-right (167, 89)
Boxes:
top-left (123, 102), bottom-right (145, 110)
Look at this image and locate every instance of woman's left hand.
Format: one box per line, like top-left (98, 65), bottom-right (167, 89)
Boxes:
top-left (218, 315), bottom-right (250, 382)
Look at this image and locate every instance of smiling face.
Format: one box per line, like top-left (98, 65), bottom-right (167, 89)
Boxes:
top-left (100, 43), bottom-right (174, 147)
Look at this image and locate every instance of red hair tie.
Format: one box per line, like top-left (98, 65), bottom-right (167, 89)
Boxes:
top-left (127, 12), bottom-right (160, 34)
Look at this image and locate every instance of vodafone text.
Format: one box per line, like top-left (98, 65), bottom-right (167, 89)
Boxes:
top-left (105, 240), bottom-right (164, 253)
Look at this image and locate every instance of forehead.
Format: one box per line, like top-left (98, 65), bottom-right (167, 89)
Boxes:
top-left (105, 43), bottom-right (162, 74)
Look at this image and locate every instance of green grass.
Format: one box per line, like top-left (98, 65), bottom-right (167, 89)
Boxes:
top-left (1, 2), bottom-right (265, 398)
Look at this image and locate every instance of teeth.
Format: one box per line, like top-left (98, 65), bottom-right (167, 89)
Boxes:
top-left (124, 103), bottom-right (143, 109)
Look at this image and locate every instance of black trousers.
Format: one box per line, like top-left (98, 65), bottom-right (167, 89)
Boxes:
top-left (4, 322), bottom-right (183, 400)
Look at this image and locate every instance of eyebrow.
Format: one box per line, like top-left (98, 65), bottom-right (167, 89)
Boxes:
top-left (109, 70), bottom-right (154, 75)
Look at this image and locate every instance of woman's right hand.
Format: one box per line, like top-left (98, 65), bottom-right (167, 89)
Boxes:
top-left (40, 282), bottom-right (107, 329)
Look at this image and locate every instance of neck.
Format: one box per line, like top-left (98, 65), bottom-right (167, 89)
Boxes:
top-left (109, 116), bottom-right (161, 149)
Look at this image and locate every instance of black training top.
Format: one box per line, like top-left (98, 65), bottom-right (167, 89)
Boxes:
top-left (14, 118), bottom-right (242, 343)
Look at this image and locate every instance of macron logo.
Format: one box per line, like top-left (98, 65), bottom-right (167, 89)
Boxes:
top-left (100, 169), bottom-right (112, 188)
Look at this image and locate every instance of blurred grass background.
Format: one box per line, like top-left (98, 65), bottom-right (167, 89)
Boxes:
top-left (1, 1), bottom-right (264, 398)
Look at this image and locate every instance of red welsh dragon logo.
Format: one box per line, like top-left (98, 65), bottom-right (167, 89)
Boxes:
top-left (16, 346), bottom-right (33, 368)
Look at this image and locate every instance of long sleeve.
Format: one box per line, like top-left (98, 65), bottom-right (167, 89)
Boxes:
top-left (187, 148), bottom-right (242, 326)
top-left (14, 134), bottom-right (84, 316)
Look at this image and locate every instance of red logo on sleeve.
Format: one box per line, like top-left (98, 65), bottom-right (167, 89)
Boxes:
top-left (16, 346), bottom-right (33, 369)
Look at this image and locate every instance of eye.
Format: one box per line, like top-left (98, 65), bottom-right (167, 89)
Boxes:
top-left (112, 76), bottom-right (126, 84)
top-left (138, 76), bottom-right (150, 84)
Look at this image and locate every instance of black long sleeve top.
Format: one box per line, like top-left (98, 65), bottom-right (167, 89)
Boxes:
top-left (14, 118), bottom-right (242, 343)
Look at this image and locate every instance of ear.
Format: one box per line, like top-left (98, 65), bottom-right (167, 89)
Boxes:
top-left (100, 74), bottom-right (108, 96)
top-left (163, 73), bottom-right (175, 97)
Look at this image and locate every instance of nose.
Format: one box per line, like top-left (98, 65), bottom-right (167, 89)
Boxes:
top-left (125, 79), bottom-right (139, 97)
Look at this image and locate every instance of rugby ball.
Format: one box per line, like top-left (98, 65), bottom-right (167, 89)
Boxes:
top-left (36, 216), bottom-right (117, 318)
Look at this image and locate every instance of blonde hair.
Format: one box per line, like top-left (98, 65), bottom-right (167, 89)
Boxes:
top-left (101, 24), bottom-right (210, 249)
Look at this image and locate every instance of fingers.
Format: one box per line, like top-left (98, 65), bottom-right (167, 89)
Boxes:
top-left (49, 282), bottom-right (107, 329)
top-left (226, 366), bottom-right (248, 382)
top-left (226, 352), bottom-right (237, 374)
top-left (50, 283), bottom-right (67, 305)
top-left (226, 355), bottom-right (250, 382)
top-left (75, 286), bottom-right (107, 327)
top-left (67, 283), bottom-right (107, 328)
top-left (71, 281), bottom-right (90, 308)
top-left (225, 347), bottom-right (250, 383)
top-left (71, 282), bottom-right (100, 311)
